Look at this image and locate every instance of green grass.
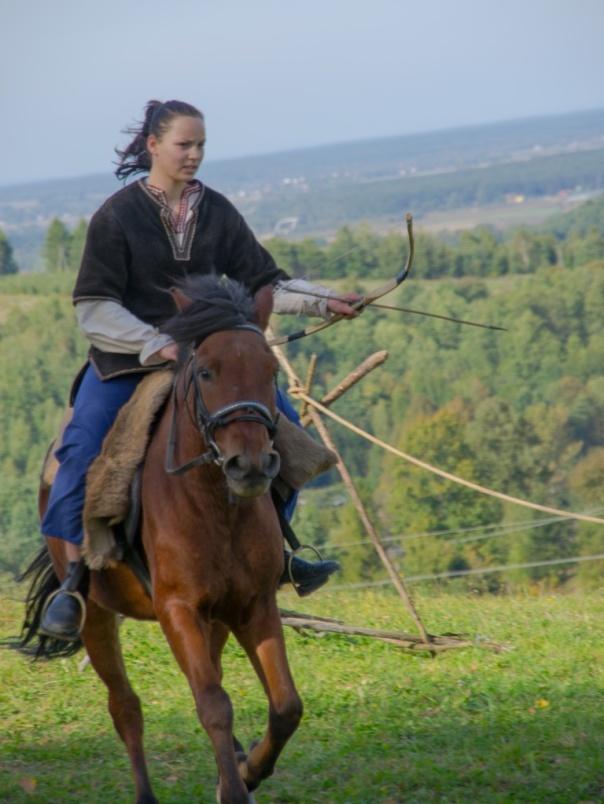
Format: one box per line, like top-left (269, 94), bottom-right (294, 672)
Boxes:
top-left (1, 585), bottom-right (603, 803)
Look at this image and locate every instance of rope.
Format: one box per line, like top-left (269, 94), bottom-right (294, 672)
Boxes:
top-left (327, 508), bottom-right (604, 552)
top-left (328, 552), bottom-right (604, 589)
top-left (289, 386), bottom-right (604, 526)
top-left (328, 511), bottom-right (555, 550)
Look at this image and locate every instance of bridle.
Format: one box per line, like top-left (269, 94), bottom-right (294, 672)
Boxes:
top-left (164, 325), bottom-right (279, 476)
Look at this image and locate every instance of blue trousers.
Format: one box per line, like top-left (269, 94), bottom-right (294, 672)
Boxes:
top-left (41, 366), bottom-right (298, 544)
top-left (41, 366), bottom-right (144, 544)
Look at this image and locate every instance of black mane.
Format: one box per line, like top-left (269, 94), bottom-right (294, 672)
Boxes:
top-left (160, 275), bottom-right (255, 346)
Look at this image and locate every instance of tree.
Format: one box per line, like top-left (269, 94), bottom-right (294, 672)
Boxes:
top-left (377, 400), bottom-right (501, 578)
top-left (0, 228), bottom-right (18, 275)
top-left (563, 227), bottom-right (604, 268)
top-left (43, 218), bottom-right (70, 272)
top-left (68, 219), bottom-right (88, 272)
top-left (506, 229), bottom-right (558, 273)
top-left (455, 227), bottom-right (501, 276)
top-left (324, 225), bottom-right (379, 279)
top-left (568, 448), bottom-right (604, 587)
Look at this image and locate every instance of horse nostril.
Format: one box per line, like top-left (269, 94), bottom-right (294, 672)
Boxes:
top-left (224, 451), bottom-right (280, 483)
top-left (224, 454), bottom-right (251, 481)
top-left (263, 450), bottom-right (281, 480)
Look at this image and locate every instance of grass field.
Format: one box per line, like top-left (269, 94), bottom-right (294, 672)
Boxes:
top-left (1, 583), bottom-right (603, 803)
top-left (415, 196), bottom-right (585, 234)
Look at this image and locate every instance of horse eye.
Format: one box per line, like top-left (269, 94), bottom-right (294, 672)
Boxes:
top-left (198, 368), bottom-right (211, 380)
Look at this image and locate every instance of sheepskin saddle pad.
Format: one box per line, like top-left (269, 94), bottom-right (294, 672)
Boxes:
top-left (42, 370), bottom-right (337, 570)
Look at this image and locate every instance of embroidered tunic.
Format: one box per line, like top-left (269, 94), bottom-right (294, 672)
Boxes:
top-left (73, 180), bottom-right (289, 378)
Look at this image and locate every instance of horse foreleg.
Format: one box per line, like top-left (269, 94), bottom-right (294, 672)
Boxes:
top-left (157, 600), bottom-right (250, 804)
top-left (81, 601), bottom-right (157, 804)
top-left (208, 623), bottom-right (248, 763)
top-left (233, 599), bottom-right (303, 790)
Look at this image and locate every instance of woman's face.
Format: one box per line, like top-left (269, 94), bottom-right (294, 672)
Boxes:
top-left (147, 115), bottom-right (206, 185)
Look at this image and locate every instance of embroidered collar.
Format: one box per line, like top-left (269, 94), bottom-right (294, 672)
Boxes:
top-left (145, 180), bottom-right (202, 232)
top-left (139, 179), bottom-right (205, 261)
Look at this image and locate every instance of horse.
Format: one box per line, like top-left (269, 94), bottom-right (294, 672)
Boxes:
top-left (19, 275), bottom-right (303, 804)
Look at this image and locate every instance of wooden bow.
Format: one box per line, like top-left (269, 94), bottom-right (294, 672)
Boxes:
top-left (267, 213), bottom-right (415, 347)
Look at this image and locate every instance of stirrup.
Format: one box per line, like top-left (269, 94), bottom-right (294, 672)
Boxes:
top-left (287, 544), bottom-right (325, 597)
top-left (38, 588), bottom-right (87, 640)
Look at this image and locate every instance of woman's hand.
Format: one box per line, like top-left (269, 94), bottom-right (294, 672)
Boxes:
top-left (157, 343), bottom-right (179, 362)
top-left (326, 292), bottom-right (364, 319)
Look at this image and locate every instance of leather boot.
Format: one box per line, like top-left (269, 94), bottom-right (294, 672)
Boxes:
top-left (39, 560), bottom-right (89, 642)
top-left (282, 551), bottom-right (341, 597)
top-left (273, 488), bottom-right (340, 595)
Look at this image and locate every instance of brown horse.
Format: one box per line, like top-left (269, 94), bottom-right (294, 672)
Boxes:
top-left (20, 276), bottom-right (302, 804)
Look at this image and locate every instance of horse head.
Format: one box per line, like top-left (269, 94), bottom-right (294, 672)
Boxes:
top-left (163, 275), bottom-right (281, 497)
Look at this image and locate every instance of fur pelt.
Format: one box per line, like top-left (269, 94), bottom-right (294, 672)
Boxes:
top-left (50, 368), bottom-right (338, 570)
top-left (274, 415), bottom-right (337, 489)
top-left (82, 370), bottom-right (174, 569)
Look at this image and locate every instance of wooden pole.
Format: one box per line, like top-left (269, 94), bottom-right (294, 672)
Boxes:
top-left (300, 353), bottom-right (318, 421)
top-left (270, 338), bottom-right (432, 645)
top-left (279, 611), bottom-right (504, 653)
top-left (300, 350), bottom-right (389, 427)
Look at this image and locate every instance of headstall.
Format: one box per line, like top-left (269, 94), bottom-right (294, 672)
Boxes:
top-left (164, 325), bottom-right (278, 476)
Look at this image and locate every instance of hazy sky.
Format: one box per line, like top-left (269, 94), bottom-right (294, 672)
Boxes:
top-left (2, 0), bottom-right (604, 186)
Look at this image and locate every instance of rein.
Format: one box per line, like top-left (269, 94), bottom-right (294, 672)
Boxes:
top-left (164, 327), bottom-right (279, 476)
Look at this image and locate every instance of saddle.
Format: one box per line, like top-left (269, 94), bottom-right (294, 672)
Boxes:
top-left (41, 370), bottom-right (337, 573)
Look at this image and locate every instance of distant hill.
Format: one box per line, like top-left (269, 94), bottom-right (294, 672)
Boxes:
top-left (2, 107), bottom-right (604, 269)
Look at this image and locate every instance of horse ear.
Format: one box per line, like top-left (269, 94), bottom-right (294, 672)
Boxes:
top-left (253, 285), bottom-right (274, 331)
top-left (169, 286), bottom-right (192, 312)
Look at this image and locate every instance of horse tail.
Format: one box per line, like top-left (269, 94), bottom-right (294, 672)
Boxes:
top-left (14, 545), bottom-right (83, 660)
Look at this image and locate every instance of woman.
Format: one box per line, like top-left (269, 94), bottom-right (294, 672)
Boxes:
top-left (40, 99), bottom-right (360, 640)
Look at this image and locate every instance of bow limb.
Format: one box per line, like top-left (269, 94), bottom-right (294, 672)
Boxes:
top-left (267, 213), bottom-right (414, 347)
top-left (361, 213), bottom-right (415, 307)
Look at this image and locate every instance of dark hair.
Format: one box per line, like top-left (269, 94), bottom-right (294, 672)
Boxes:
top-left (114, 99), bottom-right (204, 181)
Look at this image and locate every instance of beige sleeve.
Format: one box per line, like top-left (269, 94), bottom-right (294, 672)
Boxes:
top-left (272, 279), bottom-right (337, 319)
top-left (75, 300), bottom-right (175, 366)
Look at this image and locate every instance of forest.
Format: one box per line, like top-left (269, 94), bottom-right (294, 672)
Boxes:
top-left (0, 195), bottom-right (603, 590)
